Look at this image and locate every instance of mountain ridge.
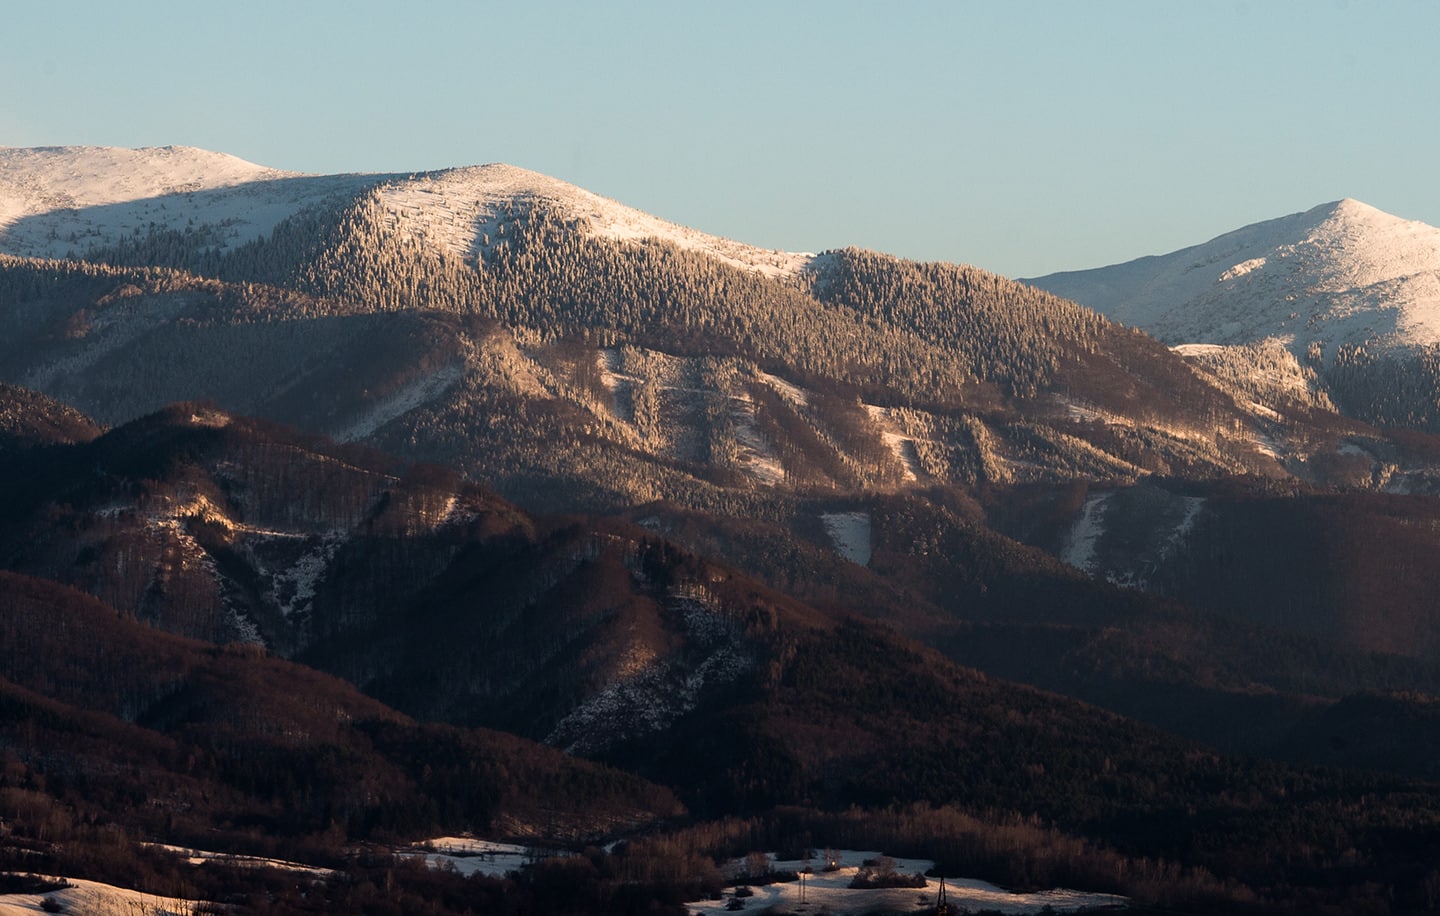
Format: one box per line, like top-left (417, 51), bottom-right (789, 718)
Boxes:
top-left (0, 145), bottom-right (813, 278)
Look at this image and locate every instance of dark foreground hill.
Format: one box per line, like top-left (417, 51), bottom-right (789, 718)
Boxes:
top-left (1, 401), bottom-right (1440, 913)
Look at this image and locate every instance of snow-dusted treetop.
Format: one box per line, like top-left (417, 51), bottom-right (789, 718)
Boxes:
top-left (0, 145), bottom-right (814, 277)
top-left (1027, 198), bottom-right (1440, 360)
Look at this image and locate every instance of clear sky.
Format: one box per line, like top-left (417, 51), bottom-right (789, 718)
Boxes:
top-left (4, 0), bottom-right (1438, 277)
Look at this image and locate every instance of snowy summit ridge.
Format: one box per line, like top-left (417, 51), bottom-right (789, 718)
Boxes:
top-left (0, 145), bottom-right (383, 260)
top-left (0, 145), bottom-right (813, 277)
top-left (1027, 198), bottom-right (1440, 361)
top-left (377, 163), bottom-right (814, 277)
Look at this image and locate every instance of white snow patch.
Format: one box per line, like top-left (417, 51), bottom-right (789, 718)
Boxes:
top-left (1247, 400), bottom-right (1283, 421)
top-left (266, 531), bottom-right (346, 619)
top-left (146, 843), bottom-right (334, 876)
top-left (224, 605), bottom-right (265, 645)
top-left (597, 348), bottom-right (625, 409)
top-left (1170, 342), bottom-right (1227, 358)
top-left (731, 392), bottom-right (785, 485)
top-left (1064, 402), bottom-right (1107, 423)
top-left (546, 643), bottom-right (752, 755)
top-left (864, 404), bottom-right (921, 481)
top-left (1060, 492), bottom-right (1111, 573)
top-left (1166, 496), bottom-right (1206, 555)
top-left (332, 363), bottom-right (464, 442)
top-left (1251, 430), bottom-right (1283, 460)
top-left (758, 370), bottom-right (809, 406)
top-left (545, 592), bottom-right (752, 755)
top-left (24, 293), bottom-right (191, 391)
top-left (1058, 398), bottom-right (1139, 429)
top-left (0, 875), bottom-right (214, 916)
top-left (407, 837), bottom-right (535, 878)
top-left (1219, 256), bottom-right (1267, 281)
top-left (822, 511), bottom-right (872, 566)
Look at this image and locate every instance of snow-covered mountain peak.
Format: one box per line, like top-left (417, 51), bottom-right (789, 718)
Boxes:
top-left (0, 144), bottom-right (294, 195)
top-left (0, 146), bottom-right (814, 278)
top-left (1027, 199), bottom-right (1440, 359)
top-left (375, 163), bottom-right (814, 278)
top-left (0, 145), bottom-right (386, 260)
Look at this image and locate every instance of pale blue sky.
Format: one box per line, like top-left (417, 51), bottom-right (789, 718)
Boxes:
top-left (4, 1), bottom-right (1437, 276)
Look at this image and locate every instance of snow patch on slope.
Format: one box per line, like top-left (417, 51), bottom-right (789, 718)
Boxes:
top-left (146, 842), bottom-right (334, 876)
top-left (1060, 492), bottom-right (1110, 573)
top-left (1219, 256), bottom-right (1266, 281)
top-left (332, 363), bottom-right (465, 442)
top-left (864, 404), bottom-right (921, 481)
top-left (731, 392), bottom-right (786, 485)
top-left (263, 532), bottom-right (346, 619)
top-left (24, 292), bottom-right (192, 391)
top-left (545, 591), bottom-right (753, 756)
top-left (758, 370), bottom-right (810, 406)
top-left (822, 511), bottom-right (873, 566)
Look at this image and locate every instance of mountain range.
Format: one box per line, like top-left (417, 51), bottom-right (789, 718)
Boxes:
top-left (6, 146), bottom-right (1440, 914)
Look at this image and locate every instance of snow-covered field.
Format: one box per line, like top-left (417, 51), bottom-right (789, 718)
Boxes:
top-left (406, 837), bottom-right (535, 878)
top-left (693, 849), bottom-right (1125, 916)
top-left (0, 876), bottom-right (205, 916)
top-left (0, 843), bottom-right (1126, 914)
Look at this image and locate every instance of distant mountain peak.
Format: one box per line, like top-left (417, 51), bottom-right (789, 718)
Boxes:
top-left (0, 144), bottom-right (380, 260)
top-left (1028, 199), bottom-right (1440, 359)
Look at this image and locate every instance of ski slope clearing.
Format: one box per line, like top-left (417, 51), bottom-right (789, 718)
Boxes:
top-left (1028, 198), bottom-right (1440, 360)
top-left (1060, 492), bottom-right (1111, 574)
top-left (822, 511), bottom-right (873, 566)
